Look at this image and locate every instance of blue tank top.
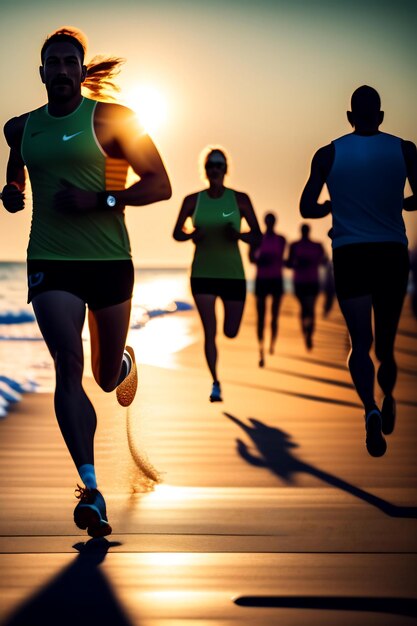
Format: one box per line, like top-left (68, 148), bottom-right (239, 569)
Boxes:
top-left (327, 132), bottom-right (407, 249)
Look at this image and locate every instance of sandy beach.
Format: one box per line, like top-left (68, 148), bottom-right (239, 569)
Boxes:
top-left (0, 292), bottom-right (416, 625)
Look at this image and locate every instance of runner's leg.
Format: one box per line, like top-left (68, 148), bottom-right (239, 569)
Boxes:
top-left (88, 299), bottom-right (132, 392)
top-left (32, 291), bottom-right (96, 470)
top-left (193, 293), bottom-right (218, 381)
top-left (338, 294), bottom-right (376, 412)
top-left (223, 298), bottom-right (245, 338)
top-left (270, 294), bottom-right (282, 354)
top-left (256, 295), bottom-right (266, 364)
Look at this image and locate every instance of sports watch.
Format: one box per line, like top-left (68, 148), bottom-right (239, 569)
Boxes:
top-left (105, 194), bottom-right (116, 208)
top-left (98, 192), bottom-right (117, 210)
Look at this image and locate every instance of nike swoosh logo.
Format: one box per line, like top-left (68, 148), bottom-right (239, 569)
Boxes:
top-left (222, 211), bottom-right (235, 218)
top-left (62, 131), bottom-right (84, 141)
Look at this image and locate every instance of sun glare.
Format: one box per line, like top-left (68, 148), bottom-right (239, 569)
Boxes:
top-left (124, 85), bottom-right (167, 135)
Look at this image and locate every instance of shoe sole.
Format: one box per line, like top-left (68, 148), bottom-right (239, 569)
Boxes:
top-left (116, 346), bottom-right (138, 407)
top-left (366, 414), bottom-right (387, 457)
top-left (88, 521), bottom-right (112, 538)
top-left (74, 505), bottom-right (112, 538)
top-left (210, 396), bottom-right (223, 402)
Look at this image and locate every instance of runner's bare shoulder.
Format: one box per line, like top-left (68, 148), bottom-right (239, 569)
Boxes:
top-left (94, 101), bottom-right (145, 156)
top-left (4, 113), bottom-right (29, 148)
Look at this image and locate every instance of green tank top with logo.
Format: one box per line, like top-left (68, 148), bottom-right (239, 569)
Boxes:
top-left (21, 97), bottom-right (131, 260)
top-left (191, 188), bottom-right (245, 279)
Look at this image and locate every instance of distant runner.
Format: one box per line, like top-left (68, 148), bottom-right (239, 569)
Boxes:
top-left (251, 212), bottom-right (287, 367)
top-left (287, 223), bottom-right (326, 351)
top-left (173, 147), bottom-right (261, 402)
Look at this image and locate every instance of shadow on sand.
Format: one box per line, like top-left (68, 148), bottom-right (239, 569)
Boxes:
top-left (234, 594), bottom-right (417, 617)
top-left (280, 352), bottom-right (417, 379)
top-left (3, 538), bottom-right (135, 626)
top-left (265, 367), bottom-right (417, 409)
top-left (225, 380), bottom-right (362, 409)
top-left (224, 413), bottom-right (417, 519)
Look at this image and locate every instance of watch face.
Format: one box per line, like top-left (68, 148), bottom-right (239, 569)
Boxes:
top-left (106, 195), bottom-right (116, 208)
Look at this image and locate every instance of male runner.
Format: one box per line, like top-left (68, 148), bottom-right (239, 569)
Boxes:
top-left (300, 85), bottom-right (417, 457)
top-left (1, 27), bottom-right (171, 536)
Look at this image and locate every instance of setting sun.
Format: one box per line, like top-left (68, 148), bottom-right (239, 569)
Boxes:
top-left (124, 85), bottom-right (167, 135)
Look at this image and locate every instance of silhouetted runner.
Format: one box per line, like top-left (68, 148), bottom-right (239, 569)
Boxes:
top-left (300, 85), bottom-right (417, 457)
top-left (1, 27), bottom-right (171, 537)
top-left (251, 212), bottom-right (287, 367)
top-left (173, 147), bottom-right (261, 402)
top-left (287, 223), bottom-right (326, 351)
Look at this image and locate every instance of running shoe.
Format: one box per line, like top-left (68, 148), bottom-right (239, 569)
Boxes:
top-left (209, 381), bottom-right (222, 402)
top-left (116, 346), bottom-right (137, 407)
top-left (381, 396), bottom-right (396, 435)
top-left (74, 485), bottom-right (112, 538)
top-left (365, 409), bottom-right (387, 457)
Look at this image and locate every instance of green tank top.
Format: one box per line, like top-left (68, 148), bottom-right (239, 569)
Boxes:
top-left (191, 188), bottom-right (244, 279)
top-left (21, 97), bottom-right (131, 260)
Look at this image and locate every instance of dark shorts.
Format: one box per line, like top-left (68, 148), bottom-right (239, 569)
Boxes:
top-left (27, 259), bottom-right (134, 311)
top-left (294, 282), bottom-right (320, 299)
top-left (190, 277), bottom-right (247, 302)
top-left (333, 242), bottom-right (409, 301)
top-left (255, 277), bottom-right (284, 298)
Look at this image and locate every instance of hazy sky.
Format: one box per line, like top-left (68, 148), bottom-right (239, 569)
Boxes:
top-left (1, 0), bottom-right (416, 267)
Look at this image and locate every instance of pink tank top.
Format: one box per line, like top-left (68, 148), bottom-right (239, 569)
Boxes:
top-left (256, 233), bottom-right (286, 279)
top-left (288, 239), bottom-right (324, 284)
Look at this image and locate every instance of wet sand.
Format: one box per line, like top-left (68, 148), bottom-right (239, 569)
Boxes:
top-left (0, 294), bottom-right (416, 625)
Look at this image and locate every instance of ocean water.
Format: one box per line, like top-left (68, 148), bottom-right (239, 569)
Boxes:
top-left (0, 263), bottom-right (194, 415)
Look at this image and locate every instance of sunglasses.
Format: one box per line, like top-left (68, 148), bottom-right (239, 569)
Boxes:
top-left (205, 162), bottom-right (226, 170)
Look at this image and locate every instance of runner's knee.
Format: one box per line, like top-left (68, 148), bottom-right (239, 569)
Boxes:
top-left (374, 342), bottom-right (395, 364)
top-left (350, 335), bottom-right (373, 355)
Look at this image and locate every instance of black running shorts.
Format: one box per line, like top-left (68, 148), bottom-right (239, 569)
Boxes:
top-left (294, 281), bottom-right (320, 299)
top-left (27, 259), bottom-right (134, 310)
top-left (255, 277), bottom-right (284, 298)
top-left (190, 277), bottom-right (247, 302)
top-left (332, 242), bottom-right (409, 301)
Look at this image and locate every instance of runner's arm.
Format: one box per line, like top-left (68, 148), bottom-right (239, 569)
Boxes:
top-left (2, 116), bottom-right (27, 213)
top-left (55, 103), bottom-right (172, 212)
top-left (300, 144), bottom-right (334, 218)
top-left (402, 140), bottom-right (417, 211)
top-left (235, 191), bottom-right (262, 246)
top-left (285, 243), bottom-right (296, 268)
top-left (110, 106), bottom-right (172, 206)
top-left (173, 194), bottom-right (201, 242)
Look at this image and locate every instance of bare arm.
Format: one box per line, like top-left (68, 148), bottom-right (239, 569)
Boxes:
top-left (103, 104), bottom-right (172, 206)
top-left (300, 144), bottom-right (334, 219)
top-left (286, 242), bottom-right (296, 268)
top-left (172, 193), bottom-right (199, 242)
top-left (234, 191), bottom-right (262, 246)
top-left (55, 102), bottom-right (172, 212)
top-left (2, 115), bottom-right (28, 213)
top-left (402, 140), bottom-right (417, 212)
